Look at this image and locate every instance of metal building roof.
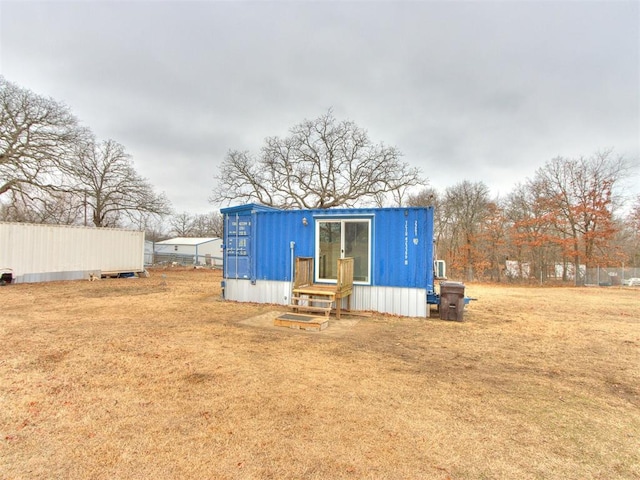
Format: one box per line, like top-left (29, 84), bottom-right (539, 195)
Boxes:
top-left (220, 203), bottom-right (279, 215)
top-left (155, 237), bottom-right (220, 246)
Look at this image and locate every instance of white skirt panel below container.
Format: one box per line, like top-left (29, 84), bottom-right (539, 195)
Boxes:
top-left (223, 279), bottom-right (428, 317)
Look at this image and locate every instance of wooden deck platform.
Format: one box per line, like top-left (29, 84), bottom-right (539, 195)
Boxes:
top-left (290, 257), bottom-right (353, 319)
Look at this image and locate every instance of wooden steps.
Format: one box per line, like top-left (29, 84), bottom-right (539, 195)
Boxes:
top-left (290, 294), bottom-right (335, 317)
top-left (289, 257), bottom-right (353, 319)
top-left (274, 313), bottom-right (329, 331)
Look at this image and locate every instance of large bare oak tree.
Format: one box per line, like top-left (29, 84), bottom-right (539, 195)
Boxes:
top-left (0, 76), bottom-right (86, 199)
top-left (211, 110), bottom-right (425, 209)
top-left (65, 139), bottom-right (171, 227)
top-left (1, 77), bottom-right (171, 227)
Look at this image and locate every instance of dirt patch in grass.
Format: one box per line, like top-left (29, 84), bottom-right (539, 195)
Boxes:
top-left (1, 268), bottom-right (639, 479)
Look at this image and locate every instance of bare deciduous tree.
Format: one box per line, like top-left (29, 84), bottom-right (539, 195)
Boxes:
top-left (65, 139), bottom-right (171, 227)
top-left (191, 212), bottom-right (223, 238)
top-left (211, 110), bottom-right (425, 209)
top-left (0, 76), bottom-right (86, 199)
top-left (169, 212), bottom-right (195, 237)
top-left (0, 187), bottom-right (82, 225)
top-left (129, 211), bottom-right (170, 242)
top-left (407, 187), bottom-right (438, 208)
top-left (167, 211), bottom-right (223, 238)
top-left (629, 195), bottom-right (640, 237)
top-left (407, 187), bottom-right (446, 257)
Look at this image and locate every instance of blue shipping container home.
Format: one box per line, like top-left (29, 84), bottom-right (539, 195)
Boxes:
top-left (220, 203), bottom-right (440, 317)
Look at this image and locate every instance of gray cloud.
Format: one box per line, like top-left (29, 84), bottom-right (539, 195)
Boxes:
top-left (1, 0), bottom-right (638, 214)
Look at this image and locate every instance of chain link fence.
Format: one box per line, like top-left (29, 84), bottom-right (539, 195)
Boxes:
top-left (502, 261), bottom-right (640, 285)
top-left (584, 267), bottom-right (640, 286)
top-left (149, 253), bottom-right (223, 268)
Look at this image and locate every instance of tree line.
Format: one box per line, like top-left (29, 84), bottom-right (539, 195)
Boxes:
top-left (2, 77), bottom-right (638, 277)
top-left (406, 151), bottom-right (638, 282)
top-left (0, 76), bottom-right (171, 229)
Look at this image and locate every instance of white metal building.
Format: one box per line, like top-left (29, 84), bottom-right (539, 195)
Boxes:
top-left (154, 237), bottom-right (222, 266)
top-left (144, 240), bottom-right (154, 265)
top-left (0, 222), bottom-right (146, 283)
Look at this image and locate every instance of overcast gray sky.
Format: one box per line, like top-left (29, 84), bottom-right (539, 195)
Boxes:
top-left (1, 0), bottom-right (638, 215)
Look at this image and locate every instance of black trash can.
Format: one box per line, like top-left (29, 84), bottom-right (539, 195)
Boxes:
top-left (439, 281), bottom-right (465, 321)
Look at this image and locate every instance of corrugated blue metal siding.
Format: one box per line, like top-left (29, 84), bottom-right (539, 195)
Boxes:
top-left (222, 205), bottom-right (434, 290)
top-left (224, 213), bottom-right (252, 279)
top-left (371, 208), bottom-right (434, 289)
top-left (254, 210), bottom-right (315, 281)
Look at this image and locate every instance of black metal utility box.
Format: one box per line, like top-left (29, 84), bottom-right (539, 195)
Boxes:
top-left (439, 281), bottom-right (465, 321)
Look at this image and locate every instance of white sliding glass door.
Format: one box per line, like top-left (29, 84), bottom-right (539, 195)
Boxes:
top-left (316, 219), bottom-right (370, 284)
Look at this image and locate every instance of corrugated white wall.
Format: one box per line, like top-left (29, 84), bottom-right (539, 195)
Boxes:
top-left (0, 222), bottom-right (145, 283)
top-left (155, 239), bottom-right (222, 257)
top-left (224, 279), bottom-right (291, 305)
top-left (224, 279), bottom-right (428, 317)
top-left (351, 285), bottom-right (427, 317)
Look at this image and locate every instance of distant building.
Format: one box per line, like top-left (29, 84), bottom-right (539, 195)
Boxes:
top-left (144, 240), bottom-right (154, 265)
top-left (505, 260), bottom-right (585, 281)
top-left (154, 237), bottom-right (222, 266)
top-left (505, 260), bottom-right (530, 279)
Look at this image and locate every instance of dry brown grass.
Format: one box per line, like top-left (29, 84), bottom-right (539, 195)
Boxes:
top-left (1, 268), bottom-right (638, 480)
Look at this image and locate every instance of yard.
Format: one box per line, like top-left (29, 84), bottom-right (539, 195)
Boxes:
top-left (1, 268), bottom-right (638, 479)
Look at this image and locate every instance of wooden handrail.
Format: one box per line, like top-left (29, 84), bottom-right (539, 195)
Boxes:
top-left (293, 257), bottom-right (314, 289)
top-left (337, 257), bottom-right (354, 291)
top-left (291, 256), bottom-right (354, 319)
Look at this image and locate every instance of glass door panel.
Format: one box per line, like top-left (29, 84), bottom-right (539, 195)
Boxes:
top-left (316, 218), bottom-right (371, 284)
top-left (345, 221), bottom-right (369, 282)
top-left (318, 221), bottom-right (341, 280)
